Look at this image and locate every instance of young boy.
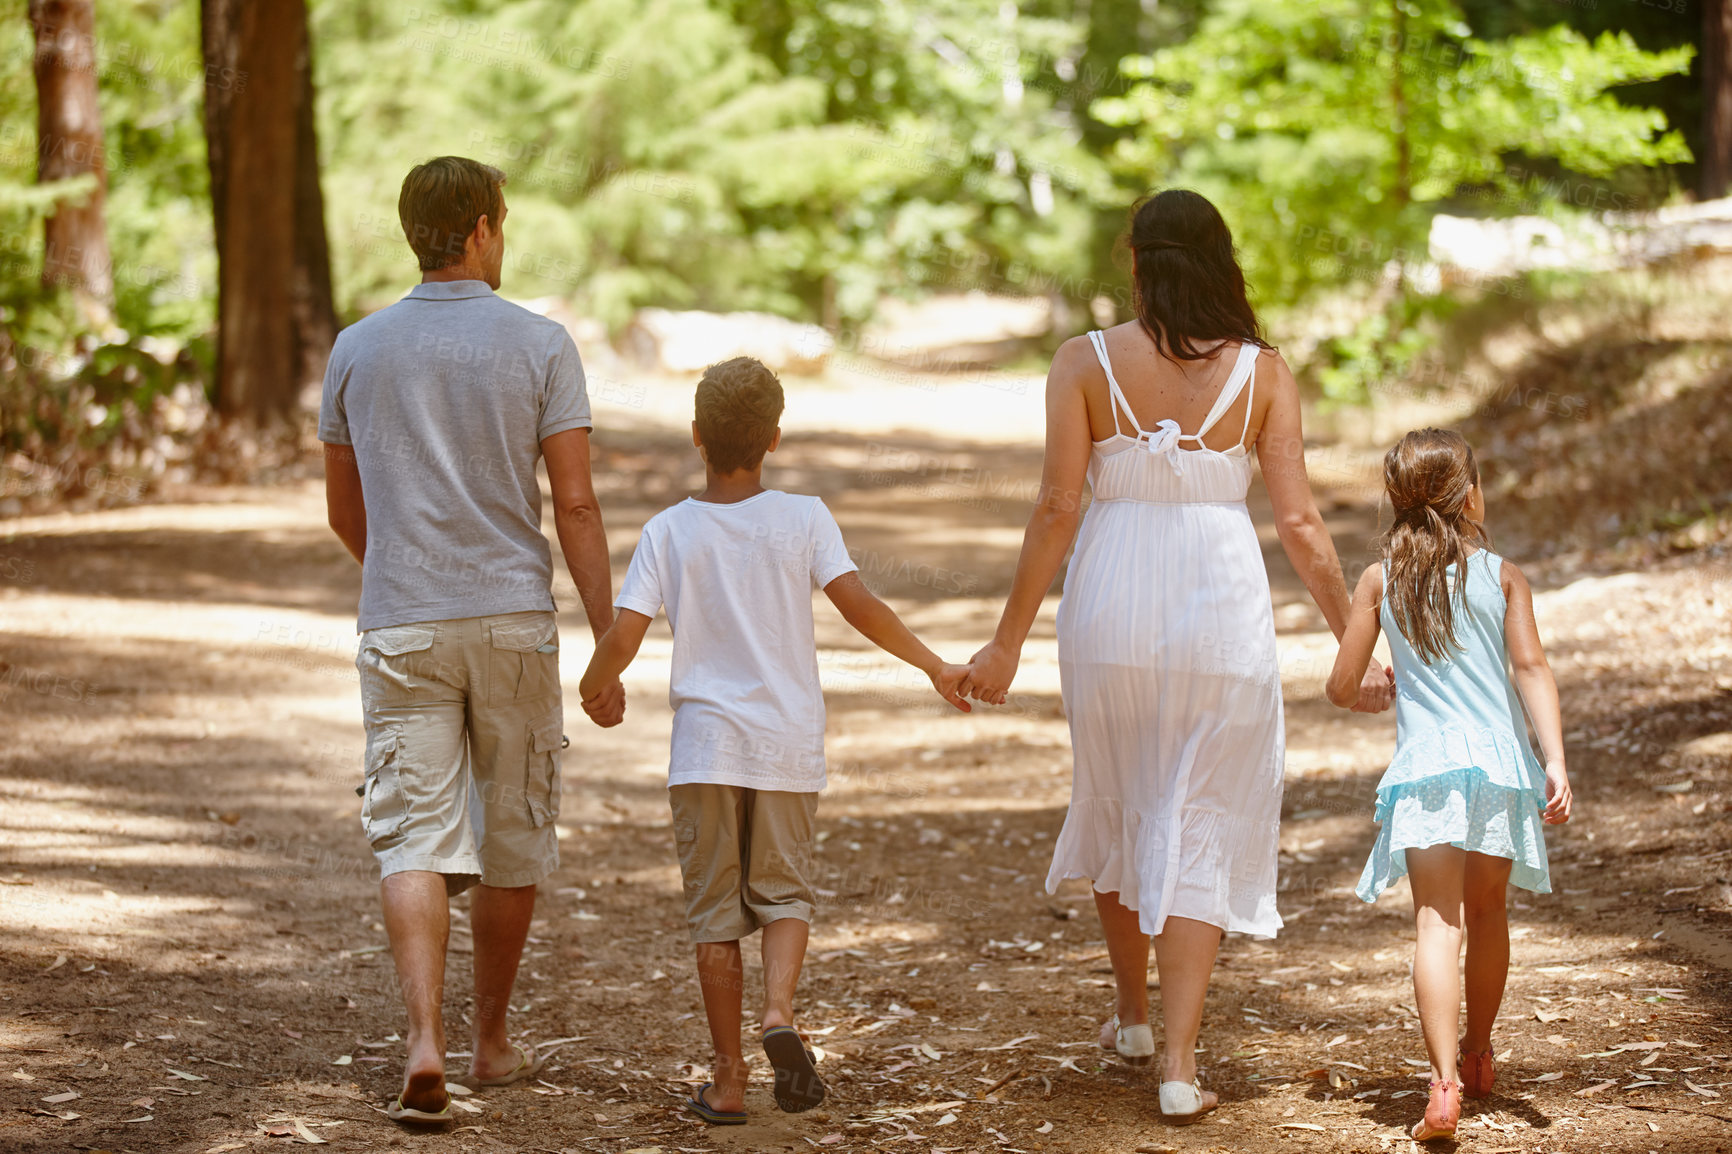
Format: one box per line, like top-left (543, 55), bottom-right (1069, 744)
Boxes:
top-left (578, 356), bottom-right (970, 1124)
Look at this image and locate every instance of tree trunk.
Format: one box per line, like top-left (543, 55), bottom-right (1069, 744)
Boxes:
top-left (1702, 0), bottom-right (1732, 200)
top-left (290, 29), bottom-right (337, 396)
top-left (1389, 0), bottom-right (1410, 209)
top-left (29, 0), bottom-right (114, 325)
top-left (201, 0), bottom-right (336, 420)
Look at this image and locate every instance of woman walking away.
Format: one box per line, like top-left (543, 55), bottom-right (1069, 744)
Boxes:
top-left (963, 189), bottom-right (1393, 1124)
top-left (1327, 428), bottom-right (1573, 1142)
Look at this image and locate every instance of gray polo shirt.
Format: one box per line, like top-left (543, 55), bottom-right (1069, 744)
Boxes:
top-left (318, 280), bottom-right (592, 631)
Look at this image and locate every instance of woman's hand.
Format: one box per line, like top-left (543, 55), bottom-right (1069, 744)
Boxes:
top-left (1351, 663), bottom-right (1395, 713)
top-left (1542, 761), bottom-right (1572, 824)
top-left (962, 639), bottom-right (1019, 705)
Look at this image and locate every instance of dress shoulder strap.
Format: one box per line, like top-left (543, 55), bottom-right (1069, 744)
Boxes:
top-left (1189, 342), bottom-right (1261, 443)
top-left (1087, 330), bottom-right (1144, 438)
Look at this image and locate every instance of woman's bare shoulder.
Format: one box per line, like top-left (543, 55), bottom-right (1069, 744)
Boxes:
top-left (1050, 333), bottom-right (1103, 381)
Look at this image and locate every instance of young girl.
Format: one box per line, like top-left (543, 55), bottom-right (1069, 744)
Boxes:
top-left (1327, 428), bottom-right (1572, 1142)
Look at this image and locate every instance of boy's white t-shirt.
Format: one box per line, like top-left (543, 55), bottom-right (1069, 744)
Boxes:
top-left (614, 490), bottom-right (858, 793)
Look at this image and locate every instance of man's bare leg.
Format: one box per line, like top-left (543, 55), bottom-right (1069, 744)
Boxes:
top-left (469, 882), bottom-right (537, 1080)
top-left (381, 871), bottom-right (450, 1111)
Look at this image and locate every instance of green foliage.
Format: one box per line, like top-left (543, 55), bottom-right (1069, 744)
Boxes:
top-left (312, 0), bottom-right (1116, 328)
top-left (0, 0), bottom-right (1714, 458)
top-left (1314, 288), bottom-right (1462, 408)
top-left (0, 0), bottom-right (214, 475)
top-left (1096, 0), bottom-right (1695, 310)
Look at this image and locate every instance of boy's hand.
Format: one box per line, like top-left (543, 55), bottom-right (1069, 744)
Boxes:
top-left (581, 679), bottom-right (626, 728)
top-left (1542, 761), bottom-right (1572, 824)
top-left (930, 663), bottom-right (973, 713)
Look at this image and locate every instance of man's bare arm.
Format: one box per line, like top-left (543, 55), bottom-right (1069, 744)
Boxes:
top-left (541, 428), bottom-right (614, 640)
top-left (324, 443), bottom-right (367, 564)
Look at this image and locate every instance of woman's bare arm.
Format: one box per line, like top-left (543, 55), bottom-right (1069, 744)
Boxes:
top-left (1255, 353), bottom-right (1392, 712)
top-left (963, 337), bottom-right (1095, 703)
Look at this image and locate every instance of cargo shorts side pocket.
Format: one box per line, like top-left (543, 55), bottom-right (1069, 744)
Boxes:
top-left (488, 617), bottom-right (559, 706)
top-left (357, 624), bottom-right (438, 705)
top-left (524, 711), bottom-right (564, 828)
top-left (360, 728), bottom-right (407, 846)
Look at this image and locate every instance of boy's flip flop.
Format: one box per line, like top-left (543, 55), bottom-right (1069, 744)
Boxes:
top-left (761, 1025), bottom-right (826, 1113)
top-left (461, 1043), bottom-right (544, 1089)
top-left (386, 1094), bottom-right (453, 1125)
top-left (685, 1082), bottom-right (747, 1125)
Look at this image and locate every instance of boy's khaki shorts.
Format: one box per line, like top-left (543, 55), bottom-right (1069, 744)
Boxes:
top-left (669, 784), bottom-right (818, 942)
top-left (356, 610), bottom-right (564, 895)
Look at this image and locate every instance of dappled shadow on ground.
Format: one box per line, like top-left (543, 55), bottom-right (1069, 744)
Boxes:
top-left (1460, 331), bottom-right (1732, 566)
top-left (3, 415), bottom-right (1730, 1152)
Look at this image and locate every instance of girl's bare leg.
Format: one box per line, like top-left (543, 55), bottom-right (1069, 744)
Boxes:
top-left (1461, 851), bottom-right (1513, 1053)
top-left (1406, 844), bottom-right (1467, 1084)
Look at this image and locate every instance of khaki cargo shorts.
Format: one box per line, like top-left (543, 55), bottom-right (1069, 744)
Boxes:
top-left (669, 784), bottom-right (818, 943)
top-left (356, 610), bottom-right (564, 895)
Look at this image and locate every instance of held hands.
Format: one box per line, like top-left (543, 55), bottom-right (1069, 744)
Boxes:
top-left (580, 678), bottom-right (626, 728)
top-left (1352, 663), bottom-right (1395, 713)
top-left (929, 664), bottom-right (974, 712)
top-left (1542, 761), bottom-right (1573, 824)
top-left (960, 639), bottom-right (1019, 706)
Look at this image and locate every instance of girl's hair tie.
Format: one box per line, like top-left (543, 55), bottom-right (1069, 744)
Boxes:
top-left (1133, 237), bottom-right (1191, 252)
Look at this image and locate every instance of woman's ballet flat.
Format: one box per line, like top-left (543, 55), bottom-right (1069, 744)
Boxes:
top-left (1158, 1080), bottom-right (1218, 1124)
top-left (1100, 1013), bottom-right (1155, 1066)
top-left (1411, 1078), bottom-right (1462, 1141)
top-left (1459, 1047), bottom-right (1495, 1098)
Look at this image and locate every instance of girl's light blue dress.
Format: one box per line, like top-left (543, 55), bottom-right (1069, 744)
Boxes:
top-left (1356, 550), bottom-right (1551, 900)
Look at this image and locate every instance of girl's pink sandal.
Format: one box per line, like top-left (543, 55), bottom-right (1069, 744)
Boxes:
top-left (1411, 1078), bottom-right (1462, 1141)
top-left (1458, 1046), bottom-right (1495, 1098)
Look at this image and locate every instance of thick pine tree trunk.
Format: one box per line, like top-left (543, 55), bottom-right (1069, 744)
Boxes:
top-left (1703, 0), bottom-right (1732, 200)
top-left (201, 0), bottom-right (336, 420)
top-left (29, 0), bottom-right (114, 325)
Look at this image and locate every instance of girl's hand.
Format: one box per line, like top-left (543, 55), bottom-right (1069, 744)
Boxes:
top-left (963, 639), bottom-right (1018, 705)
top-left (1352, 663), bottom-right (1395, 713)
top-left (930, 663), bottom-right (974, 713)
top-left (1542, 761), bottom-right (1572, 823)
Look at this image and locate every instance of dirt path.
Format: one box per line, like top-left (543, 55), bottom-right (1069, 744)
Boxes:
top-left (1, 401), bottom-right (1729, 1154)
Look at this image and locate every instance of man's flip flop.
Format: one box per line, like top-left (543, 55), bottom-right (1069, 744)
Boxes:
top-left (386, 1094), bottom-right (453, 1125)
top-left (463, 1043), bottom-right (545, 1089)
top-left (685, 1082), bottom-right (747, 1125)
top-left (761, 1025), bottom-right (826, 1113)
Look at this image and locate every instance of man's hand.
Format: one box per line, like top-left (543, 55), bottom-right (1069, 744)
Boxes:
top-left (1351, 663), bottom-right (1395, 713)
top-left (581, 679), bottom-right (626, 728)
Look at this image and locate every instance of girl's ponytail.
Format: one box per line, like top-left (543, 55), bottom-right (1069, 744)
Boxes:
top-left (1378, 429), bottom-right (1487, 663)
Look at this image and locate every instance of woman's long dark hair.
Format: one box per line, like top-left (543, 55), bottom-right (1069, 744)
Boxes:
top-left (1126, 189), bottom-right (1269, 361)
top-left (1377, 428), bottom-right (1491, 663)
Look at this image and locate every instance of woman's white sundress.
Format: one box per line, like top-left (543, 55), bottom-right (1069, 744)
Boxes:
top-left (1045, 332), bottom-right (1285, 939)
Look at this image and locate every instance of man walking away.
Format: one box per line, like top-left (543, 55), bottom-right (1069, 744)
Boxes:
top-left (319, 156), bottom-right (622, 1124)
